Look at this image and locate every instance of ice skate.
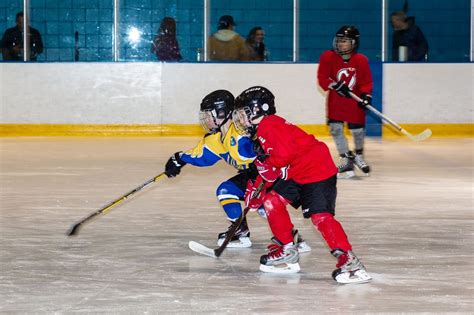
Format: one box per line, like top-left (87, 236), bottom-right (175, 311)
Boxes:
top-left (353, 153), bottom-right (370, 175)
top-left (260, 238), bottom-right (300, 274)
top-left (331, 249), bottom-right (371, 284)
top-left (293, 229), bottom-right (311, 253)
top-left (217, 217), bottom-right (252, 248)
top-left (337, 151), bottom-right (355, 179)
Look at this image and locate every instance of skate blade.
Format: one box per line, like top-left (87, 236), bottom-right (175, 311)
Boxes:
top-left (260, 262), bottom-right (301, 274)
top-left (334, 269), bottom-right (372, 284)
top-left (337, 171), bottom-right (356, 179)
top-left (217, 237), bottom-right (252, 248)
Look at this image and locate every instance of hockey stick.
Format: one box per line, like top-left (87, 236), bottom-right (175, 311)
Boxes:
top-left (67, 172), bottom-right (167, 236)
top-left (350, 92), bottom-right (432, 142)
top-left (188, 181), bottom-right (266, 258)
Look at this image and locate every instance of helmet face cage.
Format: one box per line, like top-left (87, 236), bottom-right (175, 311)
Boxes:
top-left (232, 106), bottom-right (256, 136)
top-left (199, 90), bottom-right (234, 134)
top-left (333, 26), bottom-right (360, 55)
top-left (199, 104), bottom-right (231, 134)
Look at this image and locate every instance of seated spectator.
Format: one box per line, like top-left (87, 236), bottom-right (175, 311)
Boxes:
top-left (1, 11), bottom-right (43, 61)
top-left (246, 26), bottom-right (267, 61)
top-left (390, 11), bottom-right (428, 61)
top-left (151, 17), bottom-right (182, 62)
top-left (207, 15), bottom-right (249, 61)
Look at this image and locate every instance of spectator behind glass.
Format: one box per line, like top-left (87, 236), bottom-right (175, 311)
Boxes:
top-left (390, 11), bottom-right (428, 62)
top-left (246, 27), bottom-right (267, 61)
top-left (207, 15), bottom-right (249, 61)
top-left (1, 11), bottom-right (43, 61)
top-left (151, 17), bottom-right (182, 62)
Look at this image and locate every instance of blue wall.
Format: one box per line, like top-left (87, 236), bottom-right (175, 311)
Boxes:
top-left (0, 0), bottom-right (471, 62)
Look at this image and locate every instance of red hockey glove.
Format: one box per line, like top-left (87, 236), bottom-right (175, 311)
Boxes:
top-left (254, 158), bottom-right (281, 183)
top-left (244, 178), bottom-right (267, 212)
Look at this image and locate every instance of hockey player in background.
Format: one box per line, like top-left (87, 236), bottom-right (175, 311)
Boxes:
top-left (233, 86), bottom-right (371, 284)
top-left (164, 89), bottom-right (310, 251)
top-left (317, 25), bottom-right (373, 179)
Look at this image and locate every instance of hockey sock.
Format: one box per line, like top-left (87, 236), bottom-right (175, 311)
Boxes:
top-left (350, 128), bottom-right (365, 153)
top-left (217, 181), bottom-right (243, 221)
top-left (264, 191), bottom-right (294, 244)
top-left (311, 213), bottom-right (352, 252)
top-left (329, 122), bottom-right (349, 155)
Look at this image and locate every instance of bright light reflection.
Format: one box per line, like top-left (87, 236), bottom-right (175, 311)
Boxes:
top-left (127, 26), bottom-right (141, 45)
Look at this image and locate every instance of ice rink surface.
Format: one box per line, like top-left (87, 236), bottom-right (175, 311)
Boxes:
top-left (1, 137), bottom-right (473, 314)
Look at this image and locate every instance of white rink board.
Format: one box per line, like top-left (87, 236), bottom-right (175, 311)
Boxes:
top-left (0, 62), bottom-right (472, 125)
top-left (383, 63), bottom-right (473, 123)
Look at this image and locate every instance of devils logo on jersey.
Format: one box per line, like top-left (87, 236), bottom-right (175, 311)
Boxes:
top-left (336, 68), bottom-right (356, 89)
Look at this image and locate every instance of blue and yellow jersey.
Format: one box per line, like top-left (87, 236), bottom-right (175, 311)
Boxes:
top-left (180, 123), bottom-right (256, 170)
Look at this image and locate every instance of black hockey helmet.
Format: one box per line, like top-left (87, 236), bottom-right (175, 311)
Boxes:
top-left (199, 89), bottom-right (234, 134)
top-left (333, 25), bottom-right (360, 55)
top-left (233, 86), bottom-right (276, 136)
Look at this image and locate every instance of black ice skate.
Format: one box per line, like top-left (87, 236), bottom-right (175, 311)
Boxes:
top-left (337, 151), bottom-right (355, 179)
top-left (260, 238), bottom-right (300, 274)
top-left (217, 217), bottom-right (251, 248)
top-left (353, 151), bottom-right (370, 174)
top-left (331, 249), bottom-right (372, 284)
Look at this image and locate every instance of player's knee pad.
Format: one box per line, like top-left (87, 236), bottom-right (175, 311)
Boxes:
top-left (262, 190), bottom-right (289, 218)
top-left (310, 212), bottom-right (333, 229)
top-left (329, 122), bottom-right (344, 138)
top-left (216, 181), bottom-right (242, 200)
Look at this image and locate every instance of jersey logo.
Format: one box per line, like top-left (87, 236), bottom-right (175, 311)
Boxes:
top-left (258, 136), bottom-right (266, 144)
top-left (336, 68), bottom-right (356, 89)
top-left (230, 136), bottom-right (236, 146)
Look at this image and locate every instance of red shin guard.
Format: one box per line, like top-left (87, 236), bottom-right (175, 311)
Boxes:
top-left (311, 213), bottom-right (352, 252)
top-left (263, 191), bottom-right (294, 244)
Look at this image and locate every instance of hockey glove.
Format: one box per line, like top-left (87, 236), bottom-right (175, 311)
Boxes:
top-left (357, 93), bottom-right (372, 109)
top-left (329, 80), bottom-right (352, 98)
top-left (254, 157), bottom-right (280, 182)
top-left (165, 152), bottom-right (187, 177)
top-left (244, 179), bottom-right (266, 211)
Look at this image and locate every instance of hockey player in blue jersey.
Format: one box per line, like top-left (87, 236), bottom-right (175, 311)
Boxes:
top-left (164, 89), bottom-right (311, 250)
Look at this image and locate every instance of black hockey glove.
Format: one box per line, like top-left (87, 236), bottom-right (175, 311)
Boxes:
top-left (358, 93), bottom-right (372, 109)
top-left (165, 152), bottom-right (186, 177)
top-left (329, 80), bottom-right (352, 98)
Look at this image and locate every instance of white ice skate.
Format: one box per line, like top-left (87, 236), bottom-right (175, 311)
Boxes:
top-left (217, 219), bottom-right (252, 248)
top-left (331, 249), bottom-right (372, 284)
top-left (260, 239), bottom-right (300, 274)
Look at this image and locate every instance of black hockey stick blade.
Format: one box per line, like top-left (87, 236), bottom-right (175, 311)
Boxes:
top-left (66, 223), bottom-right (82, 236)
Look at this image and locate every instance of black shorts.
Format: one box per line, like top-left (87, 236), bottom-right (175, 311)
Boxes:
top-left (327, 119), bottom-right (365, 129)
top-left (227, 167), bottom-right (259, 198)
top-left (272, 175), bottom-right (337, 218)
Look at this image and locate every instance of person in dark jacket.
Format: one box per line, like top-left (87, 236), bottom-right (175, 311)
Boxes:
top-left (151, 17), bottom-right (182, 62)
top-left (1, 12), bottom-right (43, 61)
top-left (390, 11), bottom-right (429, 61)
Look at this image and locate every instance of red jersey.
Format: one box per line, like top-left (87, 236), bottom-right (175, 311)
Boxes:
top-left (317, 50), bottom-right (373, 124)
top-left (256, 115), bottom-right (337, 184)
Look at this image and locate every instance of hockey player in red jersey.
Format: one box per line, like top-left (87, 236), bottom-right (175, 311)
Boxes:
top-left (233, 86), bottom-right (371, 284)
top-left (317, 25), bottom-right (373, 178)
